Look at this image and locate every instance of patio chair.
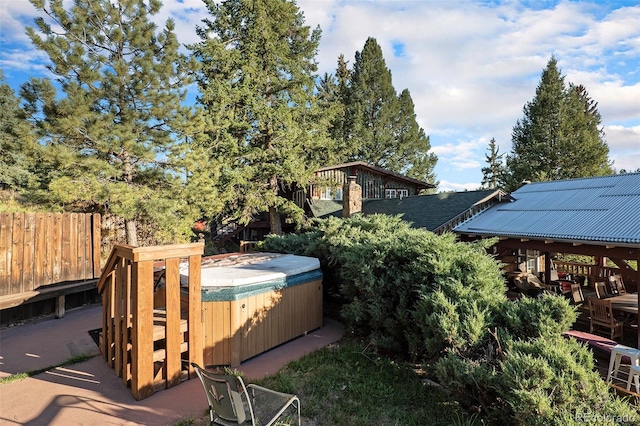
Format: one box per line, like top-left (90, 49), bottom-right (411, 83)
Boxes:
top-left (570, 283), bottom-right (590, 315)
top-left (570, 283), bottom-right (585, 304)
top-left (588, 297), bottom-right (623, 340)
top-left (595, 281), bottom-right (610, 299)
top-left (609, 275), bottom-right (626, 295)
top-left (191, 363), bottom-right (301, 426)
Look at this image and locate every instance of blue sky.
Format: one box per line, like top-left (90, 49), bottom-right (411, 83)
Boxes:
top-left (1, 0), bottom-right (639, 192)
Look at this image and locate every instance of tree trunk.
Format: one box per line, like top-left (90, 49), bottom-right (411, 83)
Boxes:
top-left (125, 218), bottom-right (138, 246)
top-left (269, 207), bottom-right (282, 235)
top-left (268, 174), bottom-right (283, 235)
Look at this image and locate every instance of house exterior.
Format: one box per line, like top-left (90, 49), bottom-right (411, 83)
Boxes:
top-left (308, 161), bottom-right (434, 219)
top-left (311, 161), bottom-right (433, 201)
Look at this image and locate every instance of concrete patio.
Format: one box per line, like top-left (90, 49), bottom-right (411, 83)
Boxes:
top-left (0, 303), bottom-right (344, 425)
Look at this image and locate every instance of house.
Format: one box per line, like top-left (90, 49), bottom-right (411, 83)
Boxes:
top-left (453, 173), bottom-right (640, 291)
top-left (308, 161), bottom-right (434, 219)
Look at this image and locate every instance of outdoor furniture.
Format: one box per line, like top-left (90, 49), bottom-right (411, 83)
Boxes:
top-left (595, 282), bottom-right (610, 299)
top-left (570, 283), bottom-right (584, 304)
top-left (608, 292), bottom-right (638, 328)
top-left (606, 344), bottom-right (640, 385)
top-left (608, 293), bottom-right (638, 314)
top-left (191, 363), bottom-right (301, 426)
top-left (588, 297), bottom-right (623, 340)
top-left (627, 365), bottom-right (640, 393)
top-left (570, 283), bottom-right (590, 315)
top-left (609, 275), bottom-right (627, 295)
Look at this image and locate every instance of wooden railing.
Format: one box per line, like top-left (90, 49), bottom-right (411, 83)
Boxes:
top-left (97, 243), bottom-right (204, 400)
top-left (554, 261), bottom-right (635, 290)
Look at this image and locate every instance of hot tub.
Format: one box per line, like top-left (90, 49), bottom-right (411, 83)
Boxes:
top-left (181, 252), bottom-right (323, 367)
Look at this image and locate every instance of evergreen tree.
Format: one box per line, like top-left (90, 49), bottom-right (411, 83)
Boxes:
top-left (343, 38), bottom-right (437, 185)
top-left (393, 89), bottom-right (437, 186)
top-left (481, 138), bottom-right (504, 189)
top-left (329, 54), bottom-right (352, 159)
top-left (0, 73), bottom-right (40, 193)
top-left (21, 0), bottom-right (195, 245)
top-left (505, 56), bottom-right (611, 191)
top-left (191, 0), bottom-right (334, 235)
top-left (348, 38), bottom-right (399, 165)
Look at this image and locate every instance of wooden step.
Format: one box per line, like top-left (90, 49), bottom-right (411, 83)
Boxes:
top-left (152, 309), bottom-right (188, 342)
top-left (153, 341), bottom-right (189, 362)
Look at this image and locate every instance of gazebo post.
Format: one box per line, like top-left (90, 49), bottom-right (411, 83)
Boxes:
top-left (544, 252), bottom-right (552, 284)
top-left (637, 254), bottom-right (640, 349)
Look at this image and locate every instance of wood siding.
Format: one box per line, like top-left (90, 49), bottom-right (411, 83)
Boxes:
top-left (313, 166), bottom-right (421, 200)
top-left (202, 278), bottom-right (323, 367)
top-left (0, 213), bottom-right (101, 295)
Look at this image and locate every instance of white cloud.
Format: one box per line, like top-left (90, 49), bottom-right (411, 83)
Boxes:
top-left (1, 0), bottom-right (638, 189)
top-left (437, 180), bottom-right (481, 193)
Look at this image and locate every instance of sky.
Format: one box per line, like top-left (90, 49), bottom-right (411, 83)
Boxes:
top-left (1, 0), bottom-right (639, 192)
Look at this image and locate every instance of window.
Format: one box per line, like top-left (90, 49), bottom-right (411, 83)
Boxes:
top-left (385, 189), bottom-right (408, 199)
top-left (319, 187), bottom-right (342, 200)
top-left (517, 249), bottom-right (540, 274)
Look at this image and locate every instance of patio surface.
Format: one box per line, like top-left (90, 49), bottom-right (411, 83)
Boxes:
top-left (0, 303), bottom-right (344, 425)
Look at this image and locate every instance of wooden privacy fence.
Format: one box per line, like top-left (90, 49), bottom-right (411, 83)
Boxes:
top-left (0, 212), bottom-right (101, 315)
top-left (97, 243), bottom-right (203, 400)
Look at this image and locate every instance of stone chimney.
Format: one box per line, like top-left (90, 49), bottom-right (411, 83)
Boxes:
top-left (342, 175), bottom-right (362, 218)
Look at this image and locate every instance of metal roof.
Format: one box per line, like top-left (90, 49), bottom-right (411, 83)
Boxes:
top-left (454, 173), bottom-right (640, 246)
top-left (363, 189), bottom-right (509, 231)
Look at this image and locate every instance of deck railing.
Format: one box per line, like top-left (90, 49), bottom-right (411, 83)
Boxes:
top-left (554, 261), bottom-right (635, 291)
top-left (97, 243), bottom-right (204, 400)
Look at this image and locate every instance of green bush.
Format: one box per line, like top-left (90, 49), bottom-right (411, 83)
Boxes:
top-left (260, 214), bottom-right (640, 424)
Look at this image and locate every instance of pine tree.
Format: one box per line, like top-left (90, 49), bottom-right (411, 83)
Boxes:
top-left (0, 73), bottom-right (40, 193)
top-left (393, 89), bottom-right (437, 185)
top-left (348, 38), bottom-right (399, 165)
top-left (191, 0), bottom-right (334, 235)
top-left (22, 0), bottom-right (195, 245)
top-left (505, 56), bottom-right (611, 191)
top-left (481, 138), bottom-right (504, 189)
top-left (343, 38), bottom-right (437, 185)
top-left (21, 0), bottom-right (195, 245)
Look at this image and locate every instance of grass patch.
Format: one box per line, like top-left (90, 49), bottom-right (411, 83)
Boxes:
top-left (255, 340), bottom-right (479, 426)
top-left (0, 353), bottom-right (97, 385)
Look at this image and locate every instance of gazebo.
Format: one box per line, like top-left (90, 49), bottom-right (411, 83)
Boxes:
top-left (454, 173), bottom-right (640, 346)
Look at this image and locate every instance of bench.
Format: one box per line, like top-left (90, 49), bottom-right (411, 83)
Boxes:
top-left (562, 330), bottom-right (618, 358)
top-left (0, 279), bottom-right (99, 318)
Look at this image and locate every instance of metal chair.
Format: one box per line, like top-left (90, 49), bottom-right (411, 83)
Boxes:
top-left (588, 297), bottom-right (623, 340)
top-left (191, 363), bottom-right (301, 426)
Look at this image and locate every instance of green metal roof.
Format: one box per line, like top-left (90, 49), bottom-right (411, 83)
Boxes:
top-left (363, 189), bottom-right (508, 231)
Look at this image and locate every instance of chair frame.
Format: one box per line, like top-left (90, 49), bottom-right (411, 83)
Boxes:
top-left (191, 363), bottom-right (301, 426)
top-left (588, 297), bottom-right (623, 340)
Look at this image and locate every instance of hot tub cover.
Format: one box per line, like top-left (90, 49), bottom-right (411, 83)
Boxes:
top-left (179, 252), bottom-right (323, 301)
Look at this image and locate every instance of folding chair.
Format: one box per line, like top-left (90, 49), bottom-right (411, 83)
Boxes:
top-left (191, 363), bottom-right (301, 426)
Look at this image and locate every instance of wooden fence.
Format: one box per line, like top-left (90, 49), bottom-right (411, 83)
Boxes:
top-left (0, 212), bottom-right (101, 298)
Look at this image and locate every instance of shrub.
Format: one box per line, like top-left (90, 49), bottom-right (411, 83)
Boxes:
top-left (260, 214), bottom-right (640, 424)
